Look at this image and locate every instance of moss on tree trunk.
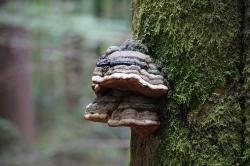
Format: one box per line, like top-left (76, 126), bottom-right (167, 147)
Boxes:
top-left (130, 0), bottom-right (250, 165)
top-left (243, 0), bottom-right (250, 164)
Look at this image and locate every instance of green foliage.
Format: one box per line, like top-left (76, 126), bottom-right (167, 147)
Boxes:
top-left (0, 0), bottom-right (130, 44)
top-left (0, 118), bottom-right (21, 150)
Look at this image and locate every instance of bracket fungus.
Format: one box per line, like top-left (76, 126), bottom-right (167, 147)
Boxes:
top-left (107, 94), bottom-right (160, 136)
top-left (84, 90), bottom-right (123, 123)
top-left (84, 40), bottom-right (169, 136)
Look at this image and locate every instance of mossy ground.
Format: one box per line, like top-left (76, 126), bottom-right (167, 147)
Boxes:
top-left (131, 0), bottom-right (249, 165)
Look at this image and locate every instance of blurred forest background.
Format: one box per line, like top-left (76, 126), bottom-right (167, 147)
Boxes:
top-left (0, 0), bottom-right (131, 166)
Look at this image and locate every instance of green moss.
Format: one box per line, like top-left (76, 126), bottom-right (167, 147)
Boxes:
top-left (244, 94), bottom-right (250, 164)
top-left (131, 0), bottom-right (243, 165)
top-left (242, 1), bottom-right (250, 163)
top-left (155, 96), bottom-right (242, 166)
top-left (190, 97), bottom-right (242, 165)
top-left (133, 0), bottom-right (240, 108)
top-left (244, 65), bottom-right (250, 164)
top-left (156, 116), bottom-right (192, 166)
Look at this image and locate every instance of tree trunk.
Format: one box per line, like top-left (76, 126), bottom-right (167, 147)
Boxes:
top-left (64, 36), bottom-right (83, 110)
top-left (130, 0), bottom-right (250, 165)
top-left (0, 26), bottom-right (36, 138)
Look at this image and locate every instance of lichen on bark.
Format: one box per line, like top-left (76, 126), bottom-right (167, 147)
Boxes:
top-left (130, 0), bottom-right (249, 165)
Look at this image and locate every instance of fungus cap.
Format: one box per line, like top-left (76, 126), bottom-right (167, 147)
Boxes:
top-left (93, 51), bottom-right (168, 97)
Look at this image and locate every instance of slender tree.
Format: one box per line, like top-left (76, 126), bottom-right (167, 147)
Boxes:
top-left (64, 36), bottom-right (83, 110)
top-left (0, 26), bottom-right (36, 138)
top-left (130, 0), bottom-right (250, 165)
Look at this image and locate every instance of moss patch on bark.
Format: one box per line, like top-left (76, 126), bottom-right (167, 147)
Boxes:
top-left (243, 1), bottom-right (250, 164)
top-left (131, 0), bottom-right (247, 165)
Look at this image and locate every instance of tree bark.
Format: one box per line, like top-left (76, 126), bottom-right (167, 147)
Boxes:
top-left (64, 36), bottom-right (83, 110)
top-left (0, 26), bottom-right (36, 138)
top-left (130, 0), bottom-right (250, 165)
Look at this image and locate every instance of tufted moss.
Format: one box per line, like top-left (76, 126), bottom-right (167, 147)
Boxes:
top-left (155, 91), bottom-right (243, 166)
top-left (189, 96), bottom-right (242, 165)
top-left (243, 74), bottom-right (250, 162)
top-left (131, 0), bottom-right (246, 165)
top-left (243, 1), bottom-right (250, 164)
top-left (132, 0), bottom-right (240, 108)
top-left (156, 115), bottom-right (191, 166)
top-left (243, 66), bottom-right (250, 164)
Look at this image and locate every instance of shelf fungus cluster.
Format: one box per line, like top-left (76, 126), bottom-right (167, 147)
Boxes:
top-left (84, 40), bottom-right (168, 136)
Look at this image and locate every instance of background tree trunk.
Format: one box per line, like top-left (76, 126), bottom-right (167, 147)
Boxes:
top-left (130, 0), bottom-right (250, 165)
top-left (0, 26), bottom-right (36, 138)
top-left (64, 36), bottom-right (83, 110)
